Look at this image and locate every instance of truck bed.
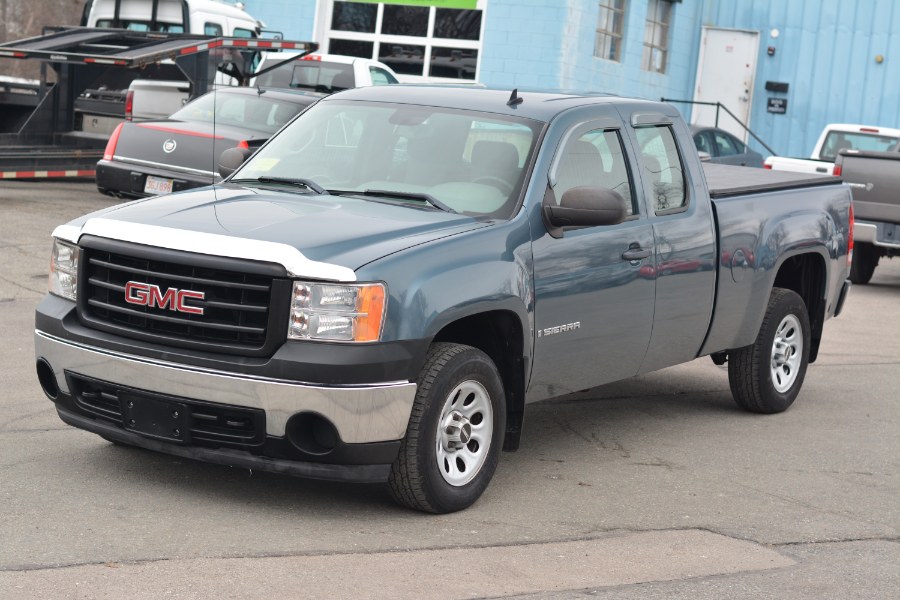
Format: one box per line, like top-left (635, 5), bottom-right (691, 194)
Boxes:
top-left (703, 163), bottom-right (841, 198)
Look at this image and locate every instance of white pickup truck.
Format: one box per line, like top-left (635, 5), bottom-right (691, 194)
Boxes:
top-left (252, 53), bottom-right (400, 93)
top-left (764, 124), bottom-right (900, 175)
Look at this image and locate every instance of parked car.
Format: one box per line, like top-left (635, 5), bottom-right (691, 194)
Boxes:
top-left (39, 87), bottom-right (852, 513)
top-left (96, 87), bottom-right (321, 198)
top-left (252, 52), bottom-right (400, 93)
top-left (764, 124), bottom-right (900, 174)
top-left (691, 125), bottom-right (764, 167)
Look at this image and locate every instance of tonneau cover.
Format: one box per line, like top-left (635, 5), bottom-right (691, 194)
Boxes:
top-left (703, 163), bottom-right (841, 198)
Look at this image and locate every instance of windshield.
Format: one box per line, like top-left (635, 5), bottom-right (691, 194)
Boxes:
top-left (256, 61), bottom-right (356, 93)
top-left (170, 92), bottom-right (305, 134)
top-left (232, 100), bottom-right (542, 219)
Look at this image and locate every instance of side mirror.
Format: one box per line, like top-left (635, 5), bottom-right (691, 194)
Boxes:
top-left (698, 151), bottom-right (712, 162)
top-left (544, 186), bottom-right (627, 238)
top-left (218, 147), bottom-right (252, 179)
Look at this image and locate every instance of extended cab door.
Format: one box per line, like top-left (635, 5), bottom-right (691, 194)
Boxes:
top-left (529, 114), bottom-right (656, 400)
top-left (619, 110), bottom-right (717, 374)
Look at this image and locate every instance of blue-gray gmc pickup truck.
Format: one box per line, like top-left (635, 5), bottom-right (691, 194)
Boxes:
top-left (35, 86), bottom-right (853, 513)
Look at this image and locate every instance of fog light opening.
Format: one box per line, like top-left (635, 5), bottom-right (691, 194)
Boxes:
top-left (36, 359), bottom-right (59, 400)
top-left (286, 412), bottom-right (339, 456)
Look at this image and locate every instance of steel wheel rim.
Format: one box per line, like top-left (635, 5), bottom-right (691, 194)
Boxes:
top-left (770, 314), bottom-right (803, 393)
top-left (435, 380), bottom-right (493, 487)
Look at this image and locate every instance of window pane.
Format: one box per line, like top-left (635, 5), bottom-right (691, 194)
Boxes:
top-left (379, 44), bottom-right (426, 76)
top-left (555, 129), bottom-right (635, 215)
top-left (233, 28), bottom-right (255, 38)
top-left (369, 67), bottom-right (398, 85)
top-left (714, 132), bottom-right (738, 156)
top-left (635, 126), bottom-right (686, 212)
top-left (331, 1), bottom-right (377, 33)
top-left (204, 22), bottom-right (223, 36)
top-left (428, 47), bottom-right (478, 79)
top-left (329, 38), bottom-right (374, 59)
top-left (382, 5), bottom-right (428, 37)
top-left (434, 8), bottom-right (482, 41)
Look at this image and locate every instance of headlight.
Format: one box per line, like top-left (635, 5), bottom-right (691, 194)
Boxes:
top-left (288, 281), bottom-right (386, 342)
top-left (49, 238), bottom-right (78, 301)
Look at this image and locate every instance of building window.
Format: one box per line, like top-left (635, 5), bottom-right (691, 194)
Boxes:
top-left (642, 0), bottom-right (672, 73)
top-left (594, 0), bottom-right (626, 62)
top-left (324, 1), bottom-right (484, 81)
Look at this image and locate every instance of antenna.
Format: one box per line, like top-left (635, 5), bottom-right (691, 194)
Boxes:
top-left (507, 88), bottom-right (524, 107)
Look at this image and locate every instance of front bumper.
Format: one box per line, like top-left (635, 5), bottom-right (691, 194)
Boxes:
top-left (35, 306), bottom-right (420, 482)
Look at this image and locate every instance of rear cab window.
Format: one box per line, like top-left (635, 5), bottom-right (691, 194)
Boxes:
top-left (257, 61), bottom-right (355, 93)
top-left (819, 130), bottom-right (900, 161)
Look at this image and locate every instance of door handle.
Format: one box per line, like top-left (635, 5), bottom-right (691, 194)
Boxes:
top-left (622, 247), bottom-right (651, 261)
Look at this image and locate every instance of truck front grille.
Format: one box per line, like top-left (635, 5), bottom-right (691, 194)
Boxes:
top-left (78, 237), bottom-right (290, 356)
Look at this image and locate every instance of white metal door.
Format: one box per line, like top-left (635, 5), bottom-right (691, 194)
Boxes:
top-left (692, 27), bottom-right (759, 143)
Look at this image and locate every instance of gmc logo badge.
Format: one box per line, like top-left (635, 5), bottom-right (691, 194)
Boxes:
top-left (124, 281), bottom-right (205, 315)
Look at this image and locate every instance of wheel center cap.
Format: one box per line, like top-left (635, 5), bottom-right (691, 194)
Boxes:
top-left (443, 411), bottom-right (472, 450)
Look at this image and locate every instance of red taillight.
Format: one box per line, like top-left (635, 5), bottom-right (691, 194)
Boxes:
top-left (847, 202), bottom-right (854, 268)
top-left (763, 163), bottom-right (772, 170)
top-left (103, 123), bottom-right (124, 161)
top-left (301, 54), bottom-right (321, 61)
top-left (833, 164), bottom-right (842, 176)
top-left (237, 140), bottom-right (250, 150)
top-left (124, 90), bottom-right (134, 121)
top-left (859, 127), bottom-right (879, 133)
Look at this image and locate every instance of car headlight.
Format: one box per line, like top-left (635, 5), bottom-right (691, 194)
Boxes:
top-left (49, 238), bottom-right (78, 301)
top-left (288, 281), bottom-right (386, 342)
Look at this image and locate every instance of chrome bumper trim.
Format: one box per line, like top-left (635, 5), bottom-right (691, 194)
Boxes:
top-left (855, 222), bottom-right (900, 249)
top-left (35, 330), bottom-right (416, 443)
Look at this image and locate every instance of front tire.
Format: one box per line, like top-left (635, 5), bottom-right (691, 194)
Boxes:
top-left (728, 288), bottom-right (811, 414)
top-left (388, 343), bottom-right (506, 513)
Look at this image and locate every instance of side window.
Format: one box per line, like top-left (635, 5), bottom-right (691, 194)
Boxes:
top-left (713, 131), bottom-right (739, 156)
top-left (555, 128), bottom-right (636, 216)
top-left (369, 67), bottom-right (399, 85)
top-left (693, 131), bottom-right (712, 155)
top-left (204, 22), bottom-right (223, 36)
top-left (233, 28), bottom-right (256, 38)
top-left (635, 125), bottom-right (686, 213)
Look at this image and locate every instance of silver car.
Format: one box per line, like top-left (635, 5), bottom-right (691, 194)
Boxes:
top-left (691, 125), bottom-right (764, 168)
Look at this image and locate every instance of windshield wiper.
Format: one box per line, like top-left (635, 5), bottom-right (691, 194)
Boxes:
top-left (232, 177), bottom-right (329, 195)
top-left (362, 189), bottom-right (457, 214)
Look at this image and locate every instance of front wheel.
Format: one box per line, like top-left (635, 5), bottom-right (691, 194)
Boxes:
top-left (728, 288), bottom-right (811, 414)
top-left (388, 343), bottom-right (506, 513)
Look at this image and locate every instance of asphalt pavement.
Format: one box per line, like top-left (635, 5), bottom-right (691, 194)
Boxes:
top-left (0, 180), bottom-right (897, 599)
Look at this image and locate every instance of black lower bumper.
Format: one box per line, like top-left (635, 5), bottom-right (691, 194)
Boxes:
top-left (95, 159), bottom-right (214, 198)
top-left (57, 404), bottom-right (394, 484)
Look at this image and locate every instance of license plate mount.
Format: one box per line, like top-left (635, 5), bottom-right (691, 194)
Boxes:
top-left (121, 392), bottom-right (189, 443)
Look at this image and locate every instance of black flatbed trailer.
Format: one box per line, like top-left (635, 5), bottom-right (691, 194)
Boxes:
top-left (0, 27), bottom-right (316, 178)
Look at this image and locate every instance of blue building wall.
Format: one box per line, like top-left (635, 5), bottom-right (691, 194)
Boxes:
top-left (704, 0), bottom-right (900, 157)
top-left (242, 0), bottom-right (317, 40)
top-left (478, 0), bottom-right (703, 106)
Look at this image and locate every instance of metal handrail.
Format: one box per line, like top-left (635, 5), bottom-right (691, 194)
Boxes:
top-left (660, 98), bottom-right (778, 156)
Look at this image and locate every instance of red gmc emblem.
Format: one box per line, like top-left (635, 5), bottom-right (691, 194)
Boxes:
top-left (124, 281), bottom-right (205, 315)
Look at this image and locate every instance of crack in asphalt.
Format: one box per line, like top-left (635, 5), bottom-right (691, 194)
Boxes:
top-left (1, 527), bottom-right (896, 574)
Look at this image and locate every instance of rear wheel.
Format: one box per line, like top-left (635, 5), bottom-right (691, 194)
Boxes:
top-left (849, 242), bottom-right (879, 284)
top-left (728, 288), bottom-right (810, 414)
top-left (388, 343), bottom-right (505, 513)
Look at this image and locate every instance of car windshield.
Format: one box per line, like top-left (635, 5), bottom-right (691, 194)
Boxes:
top-left (170, 92), bottom-right (305, 134)
top-left (231, 100), bottom-right (543, 219)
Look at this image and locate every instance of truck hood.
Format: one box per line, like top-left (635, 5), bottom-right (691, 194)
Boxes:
top-left (58, 184), bottom-right (491, 280)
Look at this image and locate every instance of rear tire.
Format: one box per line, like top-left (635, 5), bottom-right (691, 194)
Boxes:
top-left (728, 288), bottom-right (810, 414)
top-left (849, 242), bottom-right (878, 284)
top-left (388, 343), bottom-right (506, 513)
